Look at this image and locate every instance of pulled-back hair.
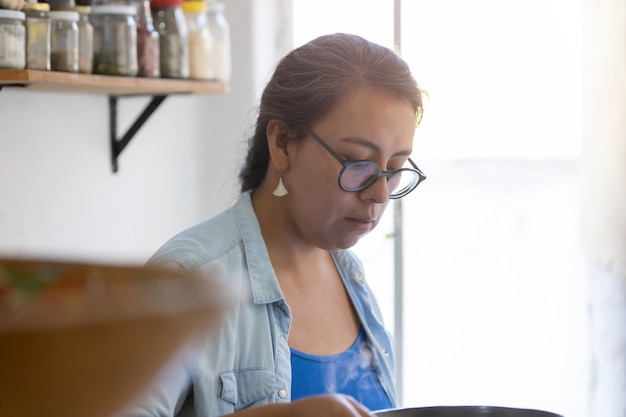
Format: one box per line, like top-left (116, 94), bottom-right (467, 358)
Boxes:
top-left (239, 33), bottom-right (424, 193)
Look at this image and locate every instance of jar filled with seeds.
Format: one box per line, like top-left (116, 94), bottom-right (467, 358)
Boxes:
top-left (91, 4), bottom-right (138, 76)
top-left (151, 0), bottom-right (188, 79)
top-left (134, 0), bottom-right (159, 77)
top-left (182, 0), bottom-right (212, 80)
top-left (49, 10), bottom-right (79, 72)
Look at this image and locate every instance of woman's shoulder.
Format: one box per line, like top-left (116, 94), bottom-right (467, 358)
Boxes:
top-left (146, 201), bottom-right (245, 272)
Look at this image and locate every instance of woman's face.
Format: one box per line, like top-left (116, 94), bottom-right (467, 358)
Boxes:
top-left (283, 84), bottom-right (418, 250)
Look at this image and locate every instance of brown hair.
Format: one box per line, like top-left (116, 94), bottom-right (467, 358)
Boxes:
top-left (239, 33), bottom-right (424, 192)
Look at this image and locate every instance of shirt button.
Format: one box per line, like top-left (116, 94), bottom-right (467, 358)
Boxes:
top-left (278, 389), bottom-right (288, 399)
top-left (356, 273), bottom-right (364, 280)
top-left (382, 349), bottom-right (389, 355)
top-left (280, 335), bottom-right (286, 343)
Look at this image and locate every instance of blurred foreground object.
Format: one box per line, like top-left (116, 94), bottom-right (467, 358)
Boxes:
top-left (0, 258), bottom-right (234, 417)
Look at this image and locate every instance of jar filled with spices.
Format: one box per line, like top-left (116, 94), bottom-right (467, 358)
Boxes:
top-left (21, 2), bottom-right (50, 70)
top-left (182, 0), bottom-right (212, 80)
top-left (0, 9), bottom-right (26, 70)
top-left (206, 1), bottom-right (230, 82)
top-left (48, 10), bottom-right (78, 72)
top-left (151, 0), bottom-right (188, 79)
top-left (90, 4), bottom-right (138, 76)
top-left (134, 0), bottom-right (159, 77)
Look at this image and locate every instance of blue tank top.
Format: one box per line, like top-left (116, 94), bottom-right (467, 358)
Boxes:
top-left (290, 329), bottom-right (392, 411)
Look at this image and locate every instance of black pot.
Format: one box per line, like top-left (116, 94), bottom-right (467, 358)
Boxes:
top-left (375, 406), bottom-right (564, 417)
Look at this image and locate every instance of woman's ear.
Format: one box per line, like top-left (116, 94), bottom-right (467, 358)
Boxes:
top-left (266, 119), bottom-right (291, 171)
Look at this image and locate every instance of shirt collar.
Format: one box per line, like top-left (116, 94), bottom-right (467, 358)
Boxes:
top-left (233, 191), bottom-right (285, 305)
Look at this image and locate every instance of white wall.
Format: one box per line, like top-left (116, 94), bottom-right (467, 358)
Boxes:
top-left (0, 0), bottom-right (286, 265)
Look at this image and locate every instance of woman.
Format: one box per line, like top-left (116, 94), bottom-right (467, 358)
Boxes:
top-left (131, 33), bottom-right (426, 417)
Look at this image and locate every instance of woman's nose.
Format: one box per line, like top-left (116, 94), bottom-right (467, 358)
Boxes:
top-left (360, 176), bottom-right (390, 204)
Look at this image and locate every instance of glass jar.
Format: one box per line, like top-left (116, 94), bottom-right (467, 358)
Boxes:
top-left (0, 9), bottom-right (26, 69)
top-left (151, 0), bottom-right (188, 79)
top-left (206, 1), bottom-right (230, 82)
top-left (22, 2), bottom-right (50, 70)
top-left (182, 0), bottom-right (212, 80)
top-left (48, 10), bottom-right (78, 72)
top-left (90, 5), bottom-right (138, 76)
top-left (134, 0), bottom-right (159, 77)
top-left (73, 6), bottom-right (92, 73)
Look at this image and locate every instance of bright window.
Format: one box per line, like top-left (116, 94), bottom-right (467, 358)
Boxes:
top-left (292, 2), bottom-right (587, 417)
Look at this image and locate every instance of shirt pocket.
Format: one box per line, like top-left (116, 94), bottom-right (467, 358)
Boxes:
top-left (218, 368), bottom-right (276, 410)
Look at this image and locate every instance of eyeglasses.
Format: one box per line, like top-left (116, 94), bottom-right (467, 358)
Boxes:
top-left (303, 126), bottom-right (426, 199)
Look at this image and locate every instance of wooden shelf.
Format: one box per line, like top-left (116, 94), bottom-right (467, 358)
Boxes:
top-left (0, 69), bottom-right (229, 96)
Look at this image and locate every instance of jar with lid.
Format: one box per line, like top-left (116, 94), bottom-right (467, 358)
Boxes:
top-left (0, 9), bottom-right (26, 69)
top-left (48, 10), bottom-right (78, 72)
top-left (72, 6), bottom-right (92, 73)
top-left (21, 2), bottom-right (50, 70)
top-left (151, 0), bottom-right (188, 79)
top-left (90, 5), bottom-right (138, 76)
top-left (206, 1), bottom-right (230, 82)
top-left (182, 0), bottom-right (212, 80)
top-left (133, 0), bottom-right (160, 77)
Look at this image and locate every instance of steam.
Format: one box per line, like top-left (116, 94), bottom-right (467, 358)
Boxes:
top-left (324, 338), bottom-right (375, 398)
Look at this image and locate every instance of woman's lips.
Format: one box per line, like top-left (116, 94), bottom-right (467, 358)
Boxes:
top-left (345, 216), bottom-right (376, 233)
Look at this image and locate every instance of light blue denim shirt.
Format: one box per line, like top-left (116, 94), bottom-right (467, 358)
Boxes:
top-left (129, 191), bottom-right (397, 417)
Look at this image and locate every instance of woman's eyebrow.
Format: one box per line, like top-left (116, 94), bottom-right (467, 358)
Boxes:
top-left (341, 137), bottom-right (412, 157)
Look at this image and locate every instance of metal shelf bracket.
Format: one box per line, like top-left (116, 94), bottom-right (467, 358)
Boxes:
top-left (109, 94), bottom-right (167, 173)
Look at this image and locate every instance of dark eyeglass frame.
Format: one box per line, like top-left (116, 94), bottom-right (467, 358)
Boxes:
top-left (302, 126), bottom-right (427, 199)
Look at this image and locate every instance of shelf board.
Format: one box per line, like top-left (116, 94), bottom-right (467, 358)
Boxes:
top-left (0, 69), bottom-right (229, 96)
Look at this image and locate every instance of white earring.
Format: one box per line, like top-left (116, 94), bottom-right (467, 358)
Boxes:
top-left (273, 175), bottom-right (288, 197)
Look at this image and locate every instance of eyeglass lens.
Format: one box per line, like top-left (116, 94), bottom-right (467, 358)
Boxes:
top-left (340, 162), bottom-right (419, 197)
